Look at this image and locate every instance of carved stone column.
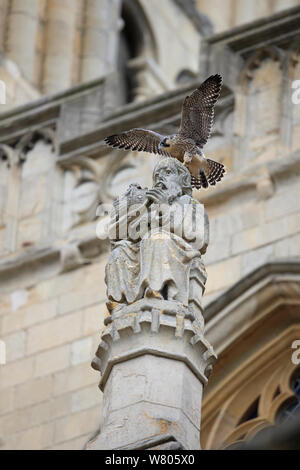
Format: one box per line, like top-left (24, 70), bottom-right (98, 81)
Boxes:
top-left (88, 159), bottom-right (217, 450)
top-left (80, 0), bottom-right (121, 82)
top-left (6, 0), bottom-right (40, 84)
top-left (42, 0), bottom-right (77, 94)
top-left (0, 0), bottom-right (9, 53)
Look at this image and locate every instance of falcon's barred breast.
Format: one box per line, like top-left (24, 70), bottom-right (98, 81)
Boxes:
top-left (104, 74), bottom-right (226, 190)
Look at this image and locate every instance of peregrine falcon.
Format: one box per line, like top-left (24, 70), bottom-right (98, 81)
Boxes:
top-left (104, 74), bottom-right (225, 190)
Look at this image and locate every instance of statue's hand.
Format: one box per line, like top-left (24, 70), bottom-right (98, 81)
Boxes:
top-left (146, 188), bottom-right (169, 205)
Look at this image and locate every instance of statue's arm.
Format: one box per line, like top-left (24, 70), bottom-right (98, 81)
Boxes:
top-left (109, 198), bottom-right (150, 241)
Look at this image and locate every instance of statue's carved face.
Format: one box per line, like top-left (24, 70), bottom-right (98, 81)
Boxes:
top-left (153, 158), bottom-right (192, 197)
top-left (153, 163), bottom-right (180, 190)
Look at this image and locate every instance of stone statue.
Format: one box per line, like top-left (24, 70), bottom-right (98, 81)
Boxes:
top-left (105, 157), bottom-right (209, 328)
top-left (91, 157), bottom-right (216, 451)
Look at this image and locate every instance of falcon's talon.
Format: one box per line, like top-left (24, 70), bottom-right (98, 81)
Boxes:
top-left (104, 74), bottom-right (226, 190)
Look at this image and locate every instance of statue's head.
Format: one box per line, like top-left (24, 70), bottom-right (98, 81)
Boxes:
top-left (153, 158), bottom-right (192, 197)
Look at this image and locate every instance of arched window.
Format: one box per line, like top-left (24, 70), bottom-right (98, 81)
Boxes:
top-left (176, 69), bottom-right (198, 87)
top-left (118, 0), bottom-right (157, 103)
top-left (237, 397), bottom-right (259, 426)
top-left (276, 368), bottom-right (300, 425)
top-left (118, 3), bottom-right (141, 103)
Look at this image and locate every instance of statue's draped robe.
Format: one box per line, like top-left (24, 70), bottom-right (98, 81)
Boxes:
top-left (105, 195), bottom-right (208, 306)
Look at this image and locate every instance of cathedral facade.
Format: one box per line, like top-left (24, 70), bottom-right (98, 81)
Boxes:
top-left (0, 0), bottom-right (300, 449)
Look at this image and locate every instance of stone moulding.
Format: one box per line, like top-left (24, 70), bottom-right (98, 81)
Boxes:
top-left (92, 301), bottom-right (217, 392)
top-left (201, 262), bottom-right (300, 444)
top-left (0, 75), bottom-right (109, 142)
top-left (205, 258), bottom-right (300, 323)
top-left (119, 433), bottom-right (184, 451)
top-left (0, 238), bottom-right (106, 295)
top-left (199, 5), bottom-right (300, 99)
top-left (104, 297), bottom-right (204, 325)
top-left (173, 0), bottom-right (213, 36)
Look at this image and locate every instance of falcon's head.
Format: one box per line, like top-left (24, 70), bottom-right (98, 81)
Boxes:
top-left (158, 136), bottom-right (172, 151)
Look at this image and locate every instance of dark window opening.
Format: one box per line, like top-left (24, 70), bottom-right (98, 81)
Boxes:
top-left (176, 69), bottom-right (198, 87)
top-left (276, 368), bottom-right (300, 424)
top-left (118, 29), bottom-right (136, 104)
top-left (273, 386), bottom-right (281, 400)
top-left (118, 1), bottom-right (146, 103)
top-left (117, 0), bottom-right (157, 104)
top-left (237, 396), bottom-right (259, 426)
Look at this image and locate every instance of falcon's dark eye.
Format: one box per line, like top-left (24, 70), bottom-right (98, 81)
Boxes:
top-left (163, 139), bottom-right (170, 148)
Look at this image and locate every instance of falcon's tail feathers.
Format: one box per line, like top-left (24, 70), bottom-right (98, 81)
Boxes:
top-left (200, 171), bottom-right (208, 189)
top-left (191, 159), bottom-right (226, 190)
top-left (207, 159), bottom-right (226, 186)
top-left (191, 174), bottom-right (206, 190)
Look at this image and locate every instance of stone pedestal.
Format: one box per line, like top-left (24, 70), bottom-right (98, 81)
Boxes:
top-left (88, 299), bottom-right (216, 450)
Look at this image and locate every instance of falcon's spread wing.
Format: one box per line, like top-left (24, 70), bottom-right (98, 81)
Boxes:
top-left (178, 74), bottom-right (222, 149)
top-left (104, 128), bottom-right (170, 157)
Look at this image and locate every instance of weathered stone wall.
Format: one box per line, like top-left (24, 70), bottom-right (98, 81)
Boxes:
top-left (139, 0), bottom-right (200, 84)
top-left (203, 170), bottom-right (300, 305)
top-left (0, 131), bottom-right (108, 448)
top-left (3, 0), bottom-right (299, 109)
top-left (198, 11), bottom-right (300, 305)
top-left (0, 2), bottom-right (300, 452)
top-left (0, 261), bottom-right (107, 449)
top-left (0, 59), bottom-right (40, 112)
top-left (0, 0), bottom-right (201, 108)
top-left (197, 0), bottom-right (300, 33)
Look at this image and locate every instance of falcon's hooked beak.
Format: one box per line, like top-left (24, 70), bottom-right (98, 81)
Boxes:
top-left (158, 138), bottom-right (170, 151)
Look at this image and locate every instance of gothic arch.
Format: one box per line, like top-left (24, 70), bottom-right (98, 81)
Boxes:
top-left (176, 69), bottom-right (198, 86)
top-left (201, 261), bottom-right (300, 449)
top-left (239, 46), bottom-right (285, 87)
top-left (121, 0), bottom-right (157, 61)
top-left (287, 40), bottom-right (300, 153)
top-left (287, 40), bottom-right (300, 74)
top-left (234, 46), bottom-right (286, 169)
top-left (119, 0), bottom-right (159, 102)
